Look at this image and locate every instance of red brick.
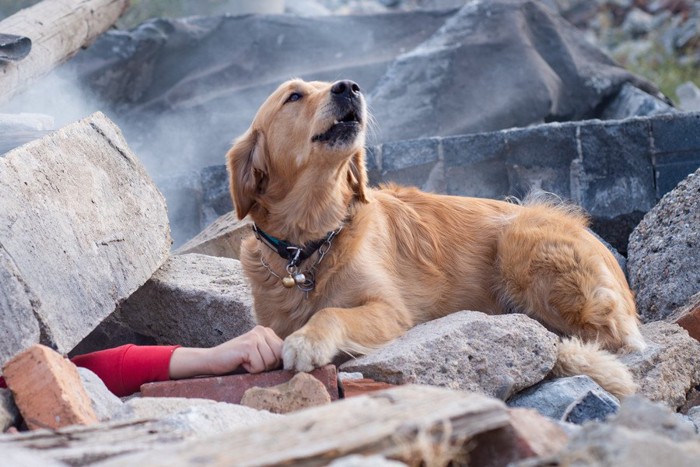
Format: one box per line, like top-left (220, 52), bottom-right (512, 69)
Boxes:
top-left (141, 365), bottom-right (338, 403)
top-left (341, 378), bottom-right (397, 398)
top-left (675, 302), bottom-right (700, 342)
top-left (468, 408), bottom-right (569, 466)
top-left (3, 344), bottom-right (98, 430)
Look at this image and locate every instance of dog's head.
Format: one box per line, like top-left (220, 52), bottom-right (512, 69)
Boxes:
top-left (226, 79), bottom-right (369, 229)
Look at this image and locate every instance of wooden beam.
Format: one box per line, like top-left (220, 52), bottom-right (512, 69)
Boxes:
top-left (0, 0), bottom-right (130, 106)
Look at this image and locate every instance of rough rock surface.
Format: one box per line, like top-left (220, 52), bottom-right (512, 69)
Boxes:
top-left (0, 112), bottom-right (170, 362)
top-left (369, 0), bottom-right (666, 143)
top-left (241, 372), bottom-right (332, 414)
top-left (508, 375), bottom-right (620, 424)
top-left (1, 387), bottom-right (19, 432)
top-left (112, 397), bottom-right (281, 435)
top-left (78, 368), bottom-right (123, 422)
top-left (611, 396), bottom-right (698, 442)
top-left (175, 211), bottom-right (252, 260)
top-left (340, 311), bottom-right (559, 400)
top-left (620, 321), bottom-right (700, 409)
top-left (628, 168), bottom-right (700, 322)
top-left (116, 253), bottom-right (256, 347)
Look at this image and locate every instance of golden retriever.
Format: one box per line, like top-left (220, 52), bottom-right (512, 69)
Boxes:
top-left (226, 79), bottom-right (644, 397)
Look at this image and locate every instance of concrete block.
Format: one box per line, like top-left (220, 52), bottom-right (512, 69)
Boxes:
top-left (443, 132), bottom-right (509, 199)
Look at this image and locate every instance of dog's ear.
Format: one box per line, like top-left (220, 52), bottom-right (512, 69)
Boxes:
top-left (348, 149), bottom-right (368, 203)
top-left (226, 130), bottom-right (268, 219)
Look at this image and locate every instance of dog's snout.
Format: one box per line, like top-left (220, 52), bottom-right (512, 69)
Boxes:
top-left (331, 80), bottom-right (361, 98)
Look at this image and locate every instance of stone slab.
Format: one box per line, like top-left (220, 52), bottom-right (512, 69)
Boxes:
top-left (0, 112), bottom-right (170, 362)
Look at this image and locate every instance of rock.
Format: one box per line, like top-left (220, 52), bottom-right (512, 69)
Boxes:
top-left (622, 8), bottom-right (656, 37)
top-left (3, 447), bottom-right (66, 467)
top-left (116, 254), bottom-right (256, 347)
top-left (610, 395), bottom-right (698, 442)
top-left (599, 82), bottom-right (674, 120)
top-left (90, 385), bottom-right (511, 467)
top-left (508, 375), bottom-right (620, 424)
top-left (620, 321), bottom-right (700, 409)
top-left (113, 397), bottom-right (281, 436)
top-left (241, 372), bottom-right (332, 414)
top-left (77, 367), bottom-right (123, 422)
top-left (0, 112), bottom-right (170, 363)
top-left (549, 421), bottom-right (700, 466)
top-left (469, 407), bottom-right (570, 467)
top-left (174, 211), bottom-right (253, 260)
top-left (1, 387), bottom-right (19, 432)
top-left (628, 168), bottom-right (700, 322)
top-left (141, 365), bottom-right (339, 403)
top-left (667, 291), bottom-right (700, 342)
top-left (687, 405), bottom-right (700, 433)
top-left (340, 311), bottom-right (559, 400)
top-left (676, 81), bottom-right (700, 112)
top-left (68, 314), bottom-right (157, 357)
top-left (3, 344), bottom-right (98, 430)
top-left (368, 0), bottom-right (661, 143)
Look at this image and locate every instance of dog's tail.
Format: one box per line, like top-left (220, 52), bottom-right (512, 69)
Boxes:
top-left (551, 337), bottom-right (636, 399)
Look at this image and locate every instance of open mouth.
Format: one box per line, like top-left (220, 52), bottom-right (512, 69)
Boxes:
top-left (312, 110), bottom-right (363, 144)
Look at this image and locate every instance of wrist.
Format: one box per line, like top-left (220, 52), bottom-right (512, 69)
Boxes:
top-left (169, 347), bottom-right (211, 379)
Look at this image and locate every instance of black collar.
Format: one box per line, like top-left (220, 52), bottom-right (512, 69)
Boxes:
top-left (252, 224), bottom-right (343, 268)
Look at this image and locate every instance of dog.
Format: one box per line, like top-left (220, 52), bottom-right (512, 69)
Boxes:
top-left (226, 79), bottom-right (644, 397)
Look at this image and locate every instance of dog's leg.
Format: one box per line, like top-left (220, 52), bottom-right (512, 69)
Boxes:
top-left (496, 208), bottom-right (645, 353)
top-left (282, 302), bottom-right (412, 372)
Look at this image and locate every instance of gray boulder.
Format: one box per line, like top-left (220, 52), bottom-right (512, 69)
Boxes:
top-left (369, 0), bottom-right (667, 144)
top-left (550, 422), bottom-right (700, 466)
top-left (611, 395), bottom-right (698, 442)
top-left (628, 168), bottom-right (700, 322)
top-left (508, 375), bottom-right (620, 424)
top-left (620, 321), bottom-right (700, 409)
top-left (0, 112), bottom-right (170, 363)
top-left (78, 368), bottom-right (124, 422)
top-left (340, 311), bottom-right (559, 400)
top-left (0, 387), bottom-right (19, 432)
top-left (116, 253), bottom-right (256, 347)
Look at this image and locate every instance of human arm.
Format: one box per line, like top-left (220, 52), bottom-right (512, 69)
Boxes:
top-left (168, 325), bottom-right (283, 379)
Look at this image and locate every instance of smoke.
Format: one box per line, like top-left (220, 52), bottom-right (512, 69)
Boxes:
top-left (0, 67), bottom-right (106, 129)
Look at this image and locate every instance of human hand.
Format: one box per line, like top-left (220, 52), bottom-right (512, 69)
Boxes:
top-left (169, 326), bottom-right (283, 379)
top-left (206, 325), bottom-right (283, 374)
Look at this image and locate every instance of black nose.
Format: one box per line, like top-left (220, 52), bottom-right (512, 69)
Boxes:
top-left (331, 80), bottom-right (361, 98)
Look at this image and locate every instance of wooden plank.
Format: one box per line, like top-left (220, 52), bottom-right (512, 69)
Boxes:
top-left (0, 0), bottom-right (130, 105)
top-left (99, 385), bottom-right (510, 467)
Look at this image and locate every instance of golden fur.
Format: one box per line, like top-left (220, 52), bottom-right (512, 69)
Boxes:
top-left (227, 79), bottom-right (644, 397)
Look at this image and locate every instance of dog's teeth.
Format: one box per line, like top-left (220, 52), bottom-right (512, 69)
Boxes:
top-left (334, 120), bottom-right (339, 125)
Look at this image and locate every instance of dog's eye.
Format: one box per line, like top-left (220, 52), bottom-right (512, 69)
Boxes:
top-left (286, 92), bottom-right (302, 103)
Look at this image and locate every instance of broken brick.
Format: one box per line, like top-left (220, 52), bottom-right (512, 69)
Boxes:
top-left (241, 372), bottom-right (331, 413)
top-left (140, 365), bottom-right (338, 403)
top-left (675, 301), bottom-right (700, 342)
top-left (3, 344), bottom-right (98, 430)
top-left (341, 378), bottom-right (397, 398)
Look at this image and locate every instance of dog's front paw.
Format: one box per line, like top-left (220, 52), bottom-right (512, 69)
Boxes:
top-left (283, 331), bottom-right (337, 372)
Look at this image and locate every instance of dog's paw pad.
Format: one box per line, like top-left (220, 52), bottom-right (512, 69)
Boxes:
top-left (283, 333), bottom-right (335, 372)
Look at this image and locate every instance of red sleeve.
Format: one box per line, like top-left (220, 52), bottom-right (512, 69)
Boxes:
top-left (71, 344), bottom-right (180, 397)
